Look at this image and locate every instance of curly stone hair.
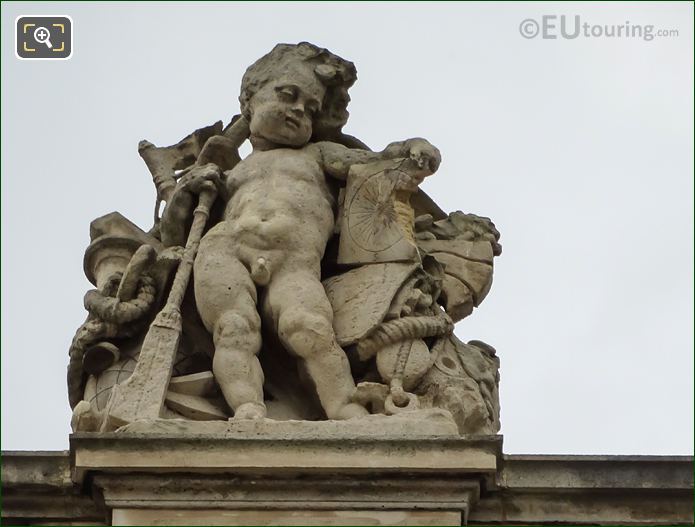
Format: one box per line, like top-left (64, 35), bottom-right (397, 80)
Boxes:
top-left (239, 42), bottom-right (357, 140)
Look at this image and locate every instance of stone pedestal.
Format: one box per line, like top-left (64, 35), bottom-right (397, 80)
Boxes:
top-left (70, 413), bottom-right (502, 526)
top-left (6, 446), bottom-right (691, 525)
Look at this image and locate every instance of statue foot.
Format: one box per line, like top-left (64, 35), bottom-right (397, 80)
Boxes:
top-left (71, 400), bottom-right (102, 432)
top-left (332, 402), bottom-right (369, 420)
top-left (232, 402), bottom-right (267, 420)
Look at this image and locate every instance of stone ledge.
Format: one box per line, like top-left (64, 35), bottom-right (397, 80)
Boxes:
top-left (5, 448), bottom-right (692, 525)
top-left (2, 450), bottom-right (72, 488)
top-left (69, 427), bottom-right (501, 525)
top-left (111, 508), bottom-right (462, 526)
top-left (2, 451), bottom-right (104, 524)
top-left (70, 428), bottom-right (503, 485)
top-left (94, 473), bottom-right (480, 512)
top-left (470, 454), bottom-right (694, 525)
top-left (470, 489), bottom-right (694, 525)
top-left (500, 454), bottom-right (694, 490)
top-left (109, 409), bottom-right (461, 439)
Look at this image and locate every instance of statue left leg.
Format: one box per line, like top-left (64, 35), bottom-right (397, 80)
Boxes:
top-left (263, 269), bottom-right (368, 420)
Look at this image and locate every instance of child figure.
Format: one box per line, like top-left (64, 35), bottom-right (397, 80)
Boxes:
top-left (166, 43), bottom-right (440, 420)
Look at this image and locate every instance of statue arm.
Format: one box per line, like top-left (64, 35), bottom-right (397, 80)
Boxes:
top-left (315, 139), bottom-right (439, 181)
top-left (160, 189), bottom-right (195, 247)
top-left (315, 141), bottom-right (391, 180)
top-left (160, 163), bottom-right (224, 247)
top-left (152, 122), bottom-right (248, 247)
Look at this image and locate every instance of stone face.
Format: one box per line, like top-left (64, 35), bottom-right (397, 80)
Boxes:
top-left (67, 41), bottom-right (501, 438)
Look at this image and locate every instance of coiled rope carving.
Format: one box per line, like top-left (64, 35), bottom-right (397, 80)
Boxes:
top-left (356, 313), bottom-right (454, 361)
top-left (67, 274), bottom-right (156, 408)
top-left (83, 275), bottom-right (156, 323)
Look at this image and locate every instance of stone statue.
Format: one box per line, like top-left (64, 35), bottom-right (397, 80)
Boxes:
top-left (68, 42), bottom-right (502, 436)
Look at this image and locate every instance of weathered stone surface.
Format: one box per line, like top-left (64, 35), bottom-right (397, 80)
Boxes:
top-left (416, 211), bottom-right (501, 257)
top-left (4, 450), bottom-right (692, 525)
top-left (168, 371), bottom-right (217, 396)
top-left (376, 339), bottom-right (433, 390)
top-left (471, 455), bottom-right (695, 525)
top-left (164, 391), bottom-right (228, 421)
top-left (84, 213), bottom-right (164, 289)
top-left (338, 159), bottom-right (426, 265)
top-left (67, 41), bottom-right (500, 438)
top-left (417, 238), bottom-right (494, 264)
top-left (323, 262), bottom-right (418, 346)
top-left (428, 252), bottom-right (493, 306)
top-left (1, 451), bottom-right (105, 524)
top-left (70, 432), bottom-right (501, 486)
top-left (138, 121), bottom-right (226, 204)
top-left (114, 408), bottom-right (459, 438)
top-left (187, 44), bottom-right (442, 423)
top-left (70, 433), bottom-right (494, 524)
top-left (417, 336), bottom-right (500, 435)
top-left (440, 274), bottom-right (475, 321)
top-left (111, 508), bottom-right (461, 526)
top-left (104, 309), bottom-right (183, 430)
top-left (414, 212), bottom-right (500, 323)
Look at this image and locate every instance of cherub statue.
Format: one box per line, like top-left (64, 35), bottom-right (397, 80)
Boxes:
top-left (68, 43), bottom-right (501, 435)
top-left (163, 44), bottom-right (438, 420)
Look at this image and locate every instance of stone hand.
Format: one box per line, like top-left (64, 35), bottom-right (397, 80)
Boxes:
top-left (161, 163), bottom-right (221, 247)
top-left (178, 163), bottom-right (222, 196)
top-left (405, 138), bottom-right (441, 175)
top-left (388, 139), bottom-right (440, 192)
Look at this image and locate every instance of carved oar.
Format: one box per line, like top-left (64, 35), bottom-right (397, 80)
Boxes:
top-left (103, 118), bottom-right (249, 431)
top-left (103, 184), bottom-right (216, 430)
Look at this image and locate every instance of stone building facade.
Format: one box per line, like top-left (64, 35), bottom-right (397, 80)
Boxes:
top-left (2, 437), bottom-right (692, 525)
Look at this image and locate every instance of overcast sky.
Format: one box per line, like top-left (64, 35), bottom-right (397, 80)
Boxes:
top-left (2, 2), bottom-right (692, 454)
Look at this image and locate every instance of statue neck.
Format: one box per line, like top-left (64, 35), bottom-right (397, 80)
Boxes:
top-left (250, 134), bottom-right (281, 152)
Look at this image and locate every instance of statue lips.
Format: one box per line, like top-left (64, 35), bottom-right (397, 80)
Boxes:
top-left (285, 116), bottom-right (301, 129)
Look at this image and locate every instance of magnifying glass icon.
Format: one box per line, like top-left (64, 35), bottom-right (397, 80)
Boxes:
top-left (33, 26), bottom-right (53, 49)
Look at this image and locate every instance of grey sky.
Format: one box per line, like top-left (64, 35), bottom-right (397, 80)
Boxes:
top-left (1, 2), bottom-right (692, 454)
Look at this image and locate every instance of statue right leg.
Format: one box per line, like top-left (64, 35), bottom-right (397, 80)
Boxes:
top-left (194, 234), bottom-right (265, 419)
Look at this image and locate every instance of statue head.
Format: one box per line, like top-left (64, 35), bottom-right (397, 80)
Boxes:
top-left (240, 42), bottom-right (356, 146)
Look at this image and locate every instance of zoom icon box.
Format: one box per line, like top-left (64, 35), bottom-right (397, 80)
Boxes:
top-left (16, 16), bottom-right (72, 60)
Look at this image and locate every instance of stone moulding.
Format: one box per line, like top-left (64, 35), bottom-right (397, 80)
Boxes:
top-left (471, 454), bottom-right (695, 525)
top-left (69, 431), bottom-right (502, 525)
top-left (70, 432), bottom-right (502, 485)
top-left (3, 447), bottom-right (692, 526)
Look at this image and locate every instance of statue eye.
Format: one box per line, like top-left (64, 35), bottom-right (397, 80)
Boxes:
top-left (276, 86), bottom-right (296, 101)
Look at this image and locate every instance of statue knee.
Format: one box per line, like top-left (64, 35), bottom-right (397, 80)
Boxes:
top-left (277, 310), bottom-right (332, 357)
top-left (213, 310), bottom-right (260, 346)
